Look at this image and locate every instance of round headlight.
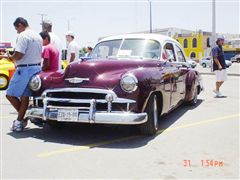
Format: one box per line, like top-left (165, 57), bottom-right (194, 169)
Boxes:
top-left (120, 74), bottom-right (138, 93)
top-left (29, 75), bottom-right (41, 91)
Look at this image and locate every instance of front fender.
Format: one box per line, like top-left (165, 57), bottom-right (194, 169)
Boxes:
top-left (0, 70), bottom-right (9, 77)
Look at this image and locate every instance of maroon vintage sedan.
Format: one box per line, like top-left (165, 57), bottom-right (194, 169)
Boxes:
top-left (27, 34), bottom-right (203, 135)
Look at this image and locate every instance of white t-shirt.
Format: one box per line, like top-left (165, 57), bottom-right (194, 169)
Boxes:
top-left (67, 40), bottom-right (79, 63)
top-left (15, 29), bottom-right (42, 66)
top-left (49, 32), bottom-right (62, 70)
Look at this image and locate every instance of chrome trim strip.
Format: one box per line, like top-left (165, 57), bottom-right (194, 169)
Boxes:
top-left (42, 88), bottom-right (117, 98)
top-left (65, 77), bottom-right (89, 84)
top-left (44, 97), bottom-right (136, 104)
top-left (47, 105), bottom-right (90, 110)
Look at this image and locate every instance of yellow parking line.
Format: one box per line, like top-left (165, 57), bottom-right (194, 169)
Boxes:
top-left (37, 114), bottom-right (239, 158)
top-left (157, 114), bottom-right (240, 134)
top-left (37, 135), bottom-right (141, 158)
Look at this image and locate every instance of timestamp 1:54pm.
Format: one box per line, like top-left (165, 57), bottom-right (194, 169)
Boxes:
top-left (183, 160), bottom-right (224, 167)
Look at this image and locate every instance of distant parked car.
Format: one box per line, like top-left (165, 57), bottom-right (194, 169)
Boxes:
top-left (0, 49), bottom-right (15, 90)
top-left (200, 57), bottom-right (232, 68)
top-left (186, 59), bottom-right (197, 68)
top-left (230, 54), bottom-right (240, 63)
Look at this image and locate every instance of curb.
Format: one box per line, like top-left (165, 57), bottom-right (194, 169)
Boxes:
top-left (200, 72), bottom-right (240, 77)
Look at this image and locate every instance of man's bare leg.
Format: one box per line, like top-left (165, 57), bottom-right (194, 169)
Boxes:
top-left (6, 95), bottom-right (29, 121)
top-left (17, 96), bottom-right (29, 121)
top-left (216, 81), bottom-right (224, 91)
top-left (6, 95), bottom-right (21, 112)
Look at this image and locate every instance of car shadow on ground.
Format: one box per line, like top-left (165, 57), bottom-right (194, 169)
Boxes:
top-left (7, 99), bottom-right (203, 149)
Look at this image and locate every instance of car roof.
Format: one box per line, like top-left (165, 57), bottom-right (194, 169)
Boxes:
top-left (99, 33), bottom-right (180, 45)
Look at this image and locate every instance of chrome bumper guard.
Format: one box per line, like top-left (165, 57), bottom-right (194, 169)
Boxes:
top-left (27, 88), bottom-right (147, 125)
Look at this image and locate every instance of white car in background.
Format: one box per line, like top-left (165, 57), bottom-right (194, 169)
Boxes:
top-left (186, 59), bottom-right (197, 68)
top-left (199, 57), bottom-right (232, 68)
top-left (230, 54), bottom-right (240, 63)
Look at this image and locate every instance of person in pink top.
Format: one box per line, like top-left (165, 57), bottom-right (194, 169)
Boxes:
top-left (39, 31), bottom-right (59, 71)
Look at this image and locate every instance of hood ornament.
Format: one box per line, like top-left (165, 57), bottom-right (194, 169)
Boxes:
top-left (65, 77), bottom-right (89, 84)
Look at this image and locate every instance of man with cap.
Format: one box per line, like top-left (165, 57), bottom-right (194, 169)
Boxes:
top-left (42, 20), bottom-right (62, 70)
top-left (212, 35), bottom-right (227, 97)
top-left (65, 31), bottom-right (79, 63)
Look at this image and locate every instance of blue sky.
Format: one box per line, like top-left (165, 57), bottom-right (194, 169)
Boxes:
top-left (0, 0), bottom-right (239, 48)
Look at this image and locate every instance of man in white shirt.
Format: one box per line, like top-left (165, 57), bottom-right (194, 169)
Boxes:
top-left (0, 17), bottom-right (42, 132)
top-left (42, 20), bottom-right (62, 70)
top-left (65, 31), bottom-right (79, 63)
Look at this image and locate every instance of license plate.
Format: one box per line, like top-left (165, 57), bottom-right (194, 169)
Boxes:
top-left (57, 109), bottom-right (78, 122)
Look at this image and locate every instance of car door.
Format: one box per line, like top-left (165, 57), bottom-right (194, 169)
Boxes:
top-left (174, 44), bottom-right (189, 100)
top-left (162, 41), bottom-right (180, 110)
top-left (166, 42), bottom-right (187, 108)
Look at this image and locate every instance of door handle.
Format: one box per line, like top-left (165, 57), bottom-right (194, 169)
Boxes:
top-left (177, 64), bottom-right (183, 69)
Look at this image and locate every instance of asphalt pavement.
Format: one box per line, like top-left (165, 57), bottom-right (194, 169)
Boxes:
top-left (0, 73), bottom-right (239, 179)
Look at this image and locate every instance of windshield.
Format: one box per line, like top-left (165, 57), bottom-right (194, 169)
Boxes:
top-left (91, 38), bottom-right (161, 60)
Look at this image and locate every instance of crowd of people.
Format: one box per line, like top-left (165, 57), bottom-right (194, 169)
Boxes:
top-left (40, 19), bottom-right (93, 71)
top-left (0, 17), bottom-right (93, 132)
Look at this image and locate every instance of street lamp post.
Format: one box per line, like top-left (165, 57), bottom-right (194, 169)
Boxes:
top-left (149, 0), bottom-right (152, 33)
top-left (212, 0), bottom-right (216, 47)
top-left (38, 13), bottom-right (47, 25)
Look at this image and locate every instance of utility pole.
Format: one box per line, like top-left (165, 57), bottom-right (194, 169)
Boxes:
top-left (149, 0), bottom-right (152, 33)
top-left (212, 0), bottom-right (216, 47)
top-left (67, 20), bottom-right (70, 31)
top-left (38, 13), bottom-right (48, 25)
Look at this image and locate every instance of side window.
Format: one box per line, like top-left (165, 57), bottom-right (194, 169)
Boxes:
top-left (163, 42), bottom-right (176, 62)
top-left (183, 39), bottom-right (188, 48)
top-left (176, 46), bottom-right (186, 62)
top-left (192, 38), bottom-right (197, 48)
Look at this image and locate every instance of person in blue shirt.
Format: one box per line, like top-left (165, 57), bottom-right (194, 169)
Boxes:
top-left (212, 35), bottom-right (227, 97)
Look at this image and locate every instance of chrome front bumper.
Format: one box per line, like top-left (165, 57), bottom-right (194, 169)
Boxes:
top-left (27, 88), bottom-right (147, 125)
top-left (27, 107), bottom-right (147, 125)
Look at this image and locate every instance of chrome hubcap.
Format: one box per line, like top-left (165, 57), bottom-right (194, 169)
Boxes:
top-left (153, 95), bottom-right (158, 130)
top-left (193, 86), bottom-right (198, 103)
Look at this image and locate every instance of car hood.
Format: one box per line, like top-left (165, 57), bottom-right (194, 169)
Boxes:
top-left (39, 58), bottom-right (161, 91)
top-left (64, 59), bottom-right (158, 77)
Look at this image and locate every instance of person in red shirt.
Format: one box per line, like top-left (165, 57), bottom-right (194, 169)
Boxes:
top-left (39, 31), bottom-right (59, 71)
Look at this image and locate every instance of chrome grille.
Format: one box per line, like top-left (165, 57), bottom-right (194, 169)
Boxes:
top-left (39, 88), bottom-right (135, 113)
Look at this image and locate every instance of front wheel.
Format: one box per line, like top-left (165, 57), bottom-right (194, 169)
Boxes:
top-left (202, 63), bottom-right (207, 68)
top-left (139, 94), bottom-right (159, 136)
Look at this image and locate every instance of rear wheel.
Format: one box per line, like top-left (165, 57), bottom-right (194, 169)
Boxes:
top-left (0, 74), bottom-right (9, 90)
top-left (186, 83), bottom-right (198, 106)
top-left (139, 94), bottom-right (159, 136)
top-left (202, 63), bottom-right (207, 68)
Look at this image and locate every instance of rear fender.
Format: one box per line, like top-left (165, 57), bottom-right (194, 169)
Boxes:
top-left (185, 70), bottom-right (197, 101)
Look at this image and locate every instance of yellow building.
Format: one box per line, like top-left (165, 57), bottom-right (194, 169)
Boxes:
top-left (175, 31), bottom-right (212, 60)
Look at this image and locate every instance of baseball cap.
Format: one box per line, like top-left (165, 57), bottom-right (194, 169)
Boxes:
top-left (65, 30), bottom-right (75, 37)
top-left (42, 20), bottom-right (52, 25)
top-left (217, 35), bottom-right (224, 41)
